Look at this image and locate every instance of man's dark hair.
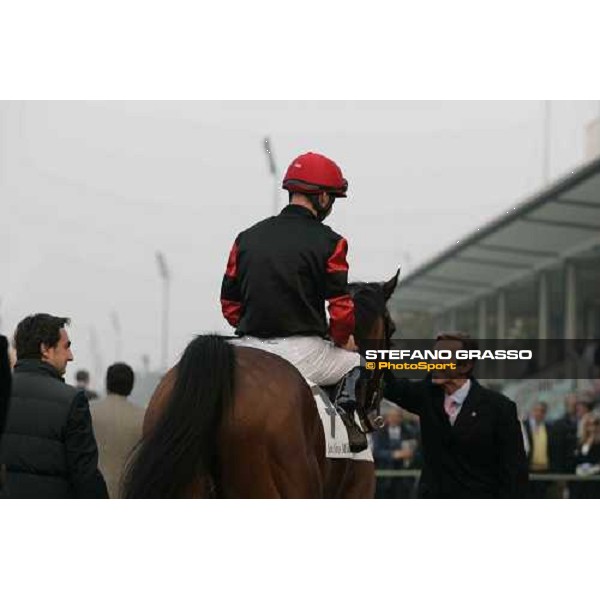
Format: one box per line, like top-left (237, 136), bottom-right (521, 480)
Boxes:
top-left (76, 369), bottom-right (90, 384)
top-left (106, 363), bottom-right (135, 396)
top-left (14, 314), bottom-right (70, 360)
top-left (436, 331), bottom-right (479, 351)
top-left (436, 331), bottom-right (479, 375)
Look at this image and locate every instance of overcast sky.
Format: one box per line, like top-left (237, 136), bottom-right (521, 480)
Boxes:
top-left (1, 101), bottom-right (598, 386)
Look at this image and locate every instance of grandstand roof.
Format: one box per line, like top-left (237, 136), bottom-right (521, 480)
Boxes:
top-left (396, 156), bottom-right (600, 314)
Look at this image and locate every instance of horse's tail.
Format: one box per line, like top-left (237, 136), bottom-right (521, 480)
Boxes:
top-left (122, 334), bottom-right (235, 498)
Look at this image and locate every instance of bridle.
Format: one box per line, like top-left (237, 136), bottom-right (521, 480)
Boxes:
top-left (355, 303), bottom-right (395, 434)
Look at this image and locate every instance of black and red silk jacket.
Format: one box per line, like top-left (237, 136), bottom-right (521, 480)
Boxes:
top-left (220, 204), bottom-right (355, 345)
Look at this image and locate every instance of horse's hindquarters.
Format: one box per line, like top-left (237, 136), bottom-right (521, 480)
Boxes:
top-left (218, 346), bottom-right (326, 498)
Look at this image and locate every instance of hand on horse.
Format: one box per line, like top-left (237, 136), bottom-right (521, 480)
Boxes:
top-left (340, 334), bottom-right (358, 352)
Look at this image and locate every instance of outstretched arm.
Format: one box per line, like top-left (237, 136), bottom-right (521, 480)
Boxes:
top-left (383, 371), bottom-right (424, 417)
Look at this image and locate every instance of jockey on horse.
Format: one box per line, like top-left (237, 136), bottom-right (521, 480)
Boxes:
top-left (220, 151), bottom-right (371, 451)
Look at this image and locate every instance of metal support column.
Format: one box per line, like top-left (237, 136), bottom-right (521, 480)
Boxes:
top-left (497, 291), bottom-right (506, 339)
top-left (564, 262), bottom-right (577, 340)
top-left (448, 309), bottom-right (457, 331)
top-left (477, 298), bottom-right (487, 340)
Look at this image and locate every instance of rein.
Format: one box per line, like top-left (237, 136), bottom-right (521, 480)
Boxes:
top-left (352, 289), bottom-right (394, 434)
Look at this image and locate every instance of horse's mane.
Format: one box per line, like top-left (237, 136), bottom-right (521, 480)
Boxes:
top-left (348, 281), bottom-right (387, 341)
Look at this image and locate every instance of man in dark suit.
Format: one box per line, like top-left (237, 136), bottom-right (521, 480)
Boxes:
top-left (383, 332), bottom-right (528, 498)
top-left (552, 394), bottom-right (578, 474)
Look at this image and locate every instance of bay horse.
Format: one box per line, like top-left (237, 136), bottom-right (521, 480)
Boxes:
top-left (122, 271), bottom-right (399, 498)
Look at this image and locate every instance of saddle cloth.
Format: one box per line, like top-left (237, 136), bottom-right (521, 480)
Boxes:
top-left (311, 385), bottom-right (373, 462)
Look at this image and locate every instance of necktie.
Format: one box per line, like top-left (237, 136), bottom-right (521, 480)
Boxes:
top-left (444, 396), bottom-right (459, 425)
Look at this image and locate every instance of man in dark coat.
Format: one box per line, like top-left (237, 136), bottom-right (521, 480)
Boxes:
top-left (0, 314), bottom-right (108, 498)
top-left (75, 369), bottom-right (99, 401)
top-left (0, 335), bottom-right (11, 438)
top-left (383, 332), bottom-right (528, 498)
top-left (552, 394), bottom-right (579, 474)
top-left (0, 335), bottom-right (11, 491)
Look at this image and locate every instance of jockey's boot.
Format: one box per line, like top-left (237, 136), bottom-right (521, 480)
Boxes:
top-left (334, 366), bottom-right (368, 453)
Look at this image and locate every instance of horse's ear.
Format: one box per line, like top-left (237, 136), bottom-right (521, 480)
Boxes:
top-left (382, 268), bottom-right (400, 301)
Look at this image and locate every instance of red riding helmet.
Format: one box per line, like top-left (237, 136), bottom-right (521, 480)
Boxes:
top-left (282, 152), bottom-right (348, 197)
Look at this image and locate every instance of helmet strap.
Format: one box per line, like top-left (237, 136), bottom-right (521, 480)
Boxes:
top-left (308, 193), bottom-right (333, 222)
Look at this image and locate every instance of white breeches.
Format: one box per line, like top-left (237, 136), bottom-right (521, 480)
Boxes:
top-left (230, 335), bottom-right (361, 386)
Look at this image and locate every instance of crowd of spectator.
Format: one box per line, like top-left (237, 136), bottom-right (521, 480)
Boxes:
top-left (521, 389), bottom-right (600, 498)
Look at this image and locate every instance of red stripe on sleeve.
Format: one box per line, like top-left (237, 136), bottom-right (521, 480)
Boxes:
top-left (326, 238), bottom-right (349, 274)
top-left (328, 294), bottom-right (355, 346)
top-left (225, 241), bottom-right (239, 278)
top-left (221, 299), bottom-right (242, 327)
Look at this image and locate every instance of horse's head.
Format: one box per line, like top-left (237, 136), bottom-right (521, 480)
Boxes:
top-left (348, 269), bottom-right (400, 431)
top-left (348, 268), bottom-right (399, 351)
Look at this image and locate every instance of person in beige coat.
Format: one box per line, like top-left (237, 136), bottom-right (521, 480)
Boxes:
top-left (91, 363), bottom-right (145, 498)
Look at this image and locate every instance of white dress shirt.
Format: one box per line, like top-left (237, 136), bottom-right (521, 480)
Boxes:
top-left (444, 379), bottom-right (471, 425)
